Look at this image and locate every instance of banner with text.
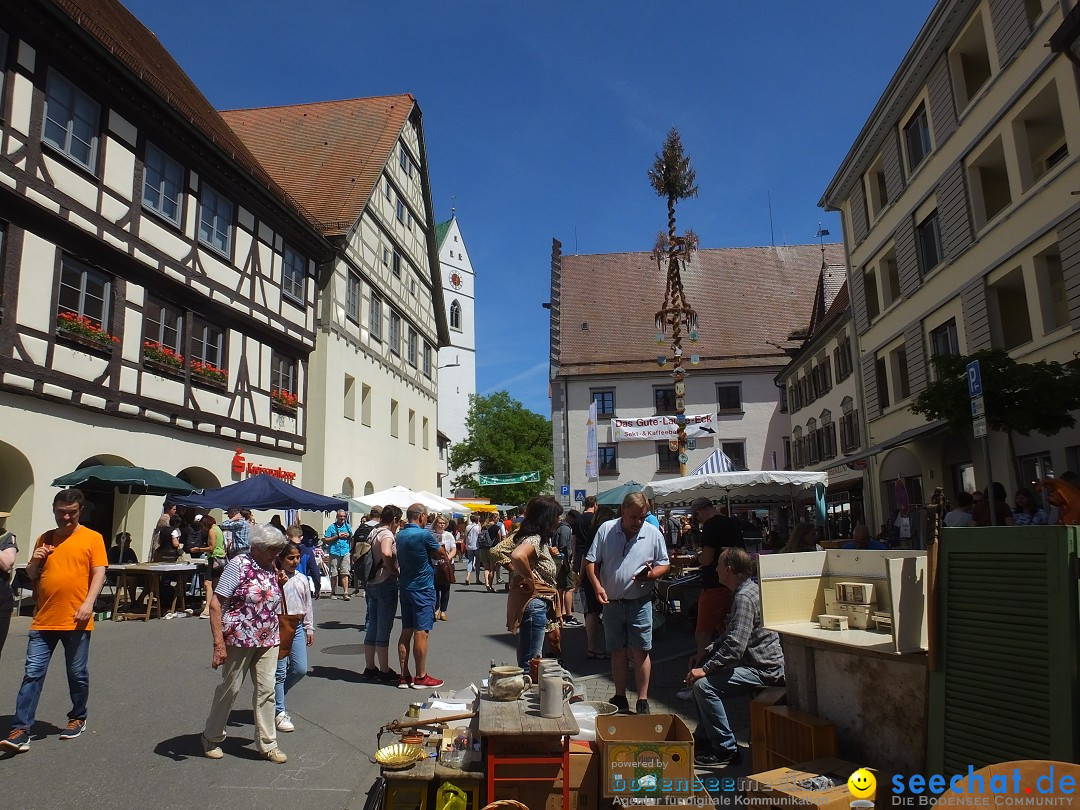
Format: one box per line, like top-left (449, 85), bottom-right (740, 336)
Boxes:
top-left (585, 400), bottom-right (598, 481)
top-left (611, 412), bottom-right (717, 442)
top-left (477, 471), bottom-right (540, 485)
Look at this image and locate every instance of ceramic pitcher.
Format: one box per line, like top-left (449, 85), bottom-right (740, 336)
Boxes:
top-left (488, 666), bottom-right (532, 701)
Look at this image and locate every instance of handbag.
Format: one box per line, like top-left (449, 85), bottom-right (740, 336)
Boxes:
top-left (435, 557), bottom-right (456, 586)
top-left (277, 578), bottom-right (304, 660)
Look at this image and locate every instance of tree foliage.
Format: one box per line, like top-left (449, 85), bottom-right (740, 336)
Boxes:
top-left (648, 128), bottom-right (698, 204)
top-left (448, 391), bottom-right (553, 506)
top-left (910, 348), bottom-right (1080, 436)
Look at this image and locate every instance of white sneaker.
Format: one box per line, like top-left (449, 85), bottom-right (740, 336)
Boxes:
top-left (275, 711), bottom-right (294, 732)
top-left (676, 687), bottom-right (694, 700)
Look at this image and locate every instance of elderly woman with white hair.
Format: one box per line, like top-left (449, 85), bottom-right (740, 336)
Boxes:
top-left (201, 524), bottom-right (289, 763)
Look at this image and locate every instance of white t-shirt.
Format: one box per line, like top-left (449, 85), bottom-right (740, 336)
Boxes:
top-left (465, 523), bottom-right (480, 551)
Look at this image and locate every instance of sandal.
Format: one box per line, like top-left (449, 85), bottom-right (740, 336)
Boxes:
top-left (587, 651), bottom-right (611, 660)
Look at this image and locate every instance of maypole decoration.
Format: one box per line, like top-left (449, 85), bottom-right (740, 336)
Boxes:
top-left (649, 128), bottom-right (700, 476)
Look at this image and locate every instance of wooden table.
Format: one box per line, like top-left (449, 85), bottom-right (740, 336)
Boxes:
top-left (111, 562), bottom-right (203, 620)
top-left (478, 689), bottom-right (579, 810)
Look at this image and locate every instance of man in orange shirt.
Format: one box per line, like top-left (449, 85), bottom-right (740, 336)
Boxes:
top-left (1, 488), bottom-right (107, 754)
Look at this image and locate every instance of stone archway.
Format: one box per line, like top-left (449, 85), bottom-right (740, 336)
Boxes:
top-left (341, 477), bottom-right (355, 498)
top-left (364, 481), bottom-right (374, 497)
top-left (176, 467), bottom-right (221, 490)
top-left (0, 441), bottom-right (34, 547)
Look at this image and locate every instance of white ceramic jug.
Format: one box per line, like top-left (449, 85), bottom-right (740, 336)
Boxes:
top-left (540, 674), bottom-right (574, 718)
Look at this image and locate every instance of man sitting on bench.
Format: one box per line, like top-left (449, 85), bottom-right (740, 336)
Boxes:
top-left (684, 546), bottom-right (785, 767)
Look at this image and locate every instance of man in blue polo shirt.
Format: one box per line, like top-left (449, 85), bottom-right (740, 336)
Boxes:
top-left (585, 492), bottom-right (670, 715)
top-left (395, 504), bottom-right (446, 690)
top-left (324, 510), bottom-right (353, 600)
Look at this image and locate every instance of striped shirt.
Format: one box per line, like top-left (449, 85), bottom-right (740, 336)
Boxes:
top-left (701, 579), bottom-right (784, 681)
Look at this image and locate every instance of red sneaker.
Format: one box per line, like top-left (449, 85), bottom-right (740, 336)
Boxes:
top-left (411, 674), bottom-right (444, 689)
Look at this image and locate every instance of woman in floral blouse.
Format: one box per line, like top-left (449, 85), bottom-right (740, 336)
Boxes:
top-left (201, 524), bottom-right (289, 763)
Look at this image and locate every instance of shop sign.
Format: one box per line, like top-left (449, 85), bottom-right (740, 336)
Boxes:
top-left (612, 412), bottom-right (717, 441)
top-left (231, 448), bottom-right (297, 483)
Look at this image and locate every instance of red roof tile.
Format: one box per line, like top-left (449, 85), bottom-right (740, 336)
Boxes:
top-left (220, 96), bottom-right (415, 236)
top-left (554, 243), bottom-right (846, 376)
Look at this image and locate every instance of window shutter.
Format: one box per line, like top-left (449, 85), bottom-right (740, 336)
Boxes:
top-left (929, 526), bottom-right (1079, 772)
top-left (851, 181), bottom-right (869, 246)
top-left (1058, 209), bottom-right (1080, 330)
top-left (881, 130), bottom-right (905, 204)
top-left (904, 321), bottom-right (928, 397)
top-left (937, 161), bottom-right (973, 262)
top-left (926, 55), bottom-right (957, 145)
top-left (861, 353), bottom-right (879, 420)
top-left (961, 277), bottom-right (992, 351)
top-left (988, 0), bottom-right (1031, 68)
top-left (895, 215), bottom-right (921, 298)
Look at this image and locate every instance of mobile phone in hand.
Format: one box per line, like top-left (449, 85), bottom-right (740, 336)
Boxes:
top-left (633, 563), bottom-right (652, 582)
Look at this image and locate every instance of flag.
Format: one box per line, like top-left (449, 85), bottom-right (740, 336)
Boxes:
top-left (585, 400), bottom-right (598, 481)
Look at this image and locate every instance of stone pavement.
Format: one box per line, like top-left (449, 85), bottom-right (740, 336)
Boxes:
top-left (0, 579), bottom-right (753, 808)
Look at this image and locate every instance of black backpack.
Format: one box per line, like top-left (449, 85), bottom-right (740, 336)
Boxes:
top-left (478, 524), bottom-right (499, 549)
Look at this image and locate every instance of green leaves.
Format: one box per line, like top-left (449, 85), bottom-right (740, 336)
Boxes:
top-left (448, 391), bottom-right (554, 505)
top-left (648, 128), bottom-right (698, 203)
top-left (910, 349), bottom-right (1080, 437)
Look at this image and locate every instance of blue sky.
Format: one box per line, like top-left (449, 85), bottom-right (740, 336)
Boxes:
top-left (123, 0), bottom-right (937, 416)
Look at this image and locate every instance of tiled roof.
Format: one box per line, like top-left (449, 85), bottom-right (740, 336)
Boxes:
top-left (806, 262), bottom-right (849, 337)
top-left (50, 0), bottom-right (309, 222)
top-left (220, 95), bottom-right (415, 236)
top-left (434, 219), bottom-right (452, 248)
top-left (554, 243), bottom-right (845, 376)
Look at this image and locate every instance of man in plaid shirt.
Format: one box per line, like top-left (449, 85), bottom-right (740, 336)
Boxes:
top-left (684, 546), bottom-right (784, 767)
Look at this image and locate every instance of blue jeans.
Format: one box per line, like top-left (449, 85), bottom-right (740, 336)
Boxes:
top-left (692, 666), bottom-right (772, 753)
top-left (364, 580), bottom-right (398, 647)
top-left (274, 628), bottom-right (309, 715)
top-left (517, 597), bottom-right (549, 671)
top-left (12, 629), bottom-right (92, 730)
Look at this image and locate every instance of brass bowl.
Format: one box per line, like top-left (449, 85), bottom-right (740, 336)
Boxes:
top-left (375, 742), bottom-right (425, 770)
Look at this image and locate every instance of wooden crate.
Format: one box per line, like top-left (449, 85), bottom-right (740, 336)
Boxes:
top-left (749, 687), bottom-right (787, 772)
top-left (761, 706), bottom-right (835, 769)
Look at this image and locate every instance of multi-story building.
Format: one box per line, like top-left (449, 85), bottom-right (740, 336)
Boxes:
top-left (822, 0), bottom-right (1080, 526)
top-left (222, 95), bottom-right (449, 502)
top-left (0, 0), bottom-right (326, 555)
top-left (776, 271), bottom-right (865, 531)
top-left (549, 239), bottom-right (842, 506)
top-left (434, 215), bottom-right (477, 495)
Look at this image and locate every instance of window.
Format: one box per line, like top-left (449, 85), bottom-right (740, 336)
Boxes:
top-left (916, 210), bottom-right (943, 275)
top-left (654, 386), bottom-right (676, 414)
top-left (834, 334), bottom-right (853, 381)
top-left (716, 383), bottom-right (742, 413)
top-left (930, 318), bottom-right (959, 361)
top-left (1035, 246), bottom-right (1067, 332)
top-left (807, 418), bottom-right (819, 464)
top-left (450, 300), bottom-right (461, 330)
top-left (385, 181), bottom-right (392, 201)
top-left (656, 442), bottom-right (680, 473)
top-left (903, 103), bottom-right (931, 173)
top-left (400, 145), bottom-right (413, 177)
top-left (143, 297), bottom-right (183, 354)
top-left (396, 196), bottom-right (406, 224)
top-left (967, 136), bottom-right (1012, 229)
top-left (721, 441), bottom-right (746, 471)
top-left (43, 71), bottom-right (99, 170)
top-left (890, 344), bottom-right (911, 402)
top-left (282, 246), bottom-right (306, 303)
top-left (949, 13), bottom-right (993, 110)
top-left (142, 143), bottom-right (184, 225)
top-left (191, 314), bottom-right (224, 369)
top-left (409, 409), bottom-right (416, 445)
top-left (423, 343), bottom-right (432, 378)
top-left (792, 427), bottom-right (803, 469)
top-left (344, 374), bottom-right (356, 421)
top-left (390, 399), bottom-right (399, 437)
top-left (840, 397), bottom-right (859, 453)
top-left (878, 247), bottom-right (901, 309)
top-left (58, 257), bottom-right (110, 329)
top-left (198, 184), bottom-right (233, 255)
top-left (271, 351), bottom-right (296, 396)
top-left (592, 389), bottom-right (615, 418)
top-left (1015, 81), bottom-right (1068, 192)
top-left (389, 310), bottom-right (402, 355)
top-left (361, 383), bottom-right (372, 426)
top-left (875, 355), bottom-right (890, 410)
top-left (423, 417), bottom-right (430, 450)
top-left (346, 272), bottom-right (361, 323)
top-left (988, 267), bottom-right (1033, 350)
top-left (407, 327), bottom-right (418, 367)
top-left (369, 293), bottom-right (382, 341)
top-left (598, 445), bottom-right (618, 475)
top-left (865, 153), bottom-right (889, 220)
top-left (382, 247), bottom-right (390, 266)
top-left (392, 248), bottom-right (402, 278)
top-left (779, 385), bottom-right (788, 414)
top-left (783, 437), bottom-right (791, 470)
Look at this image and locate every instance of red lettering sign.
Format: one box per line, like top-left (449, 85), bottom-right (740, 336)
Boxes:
top-left (231, 447), bottom-right (296, 482)
top-left (231, 448), bottom-right (246, 474)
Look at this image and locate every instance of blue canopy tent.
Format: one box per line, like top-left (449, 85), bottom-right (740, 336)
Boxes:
top-left (166, 473), bottom-right (347, 512)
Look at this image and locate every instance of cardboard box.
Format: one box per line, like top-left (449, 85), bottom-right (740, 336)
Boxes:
top-left (596, 714), bottom-right (694, 799)
top-left (746, 757), bottom-right (866, 810)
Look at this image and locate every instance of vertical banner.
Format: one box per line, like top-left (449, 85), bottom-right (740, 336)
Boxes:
top-left (585, 400), bottom-right (598, 481)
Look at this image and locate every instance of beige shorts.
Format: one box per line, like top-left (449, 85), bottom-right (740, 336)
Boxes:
top-left (327, 554), bottom-right (350, 578)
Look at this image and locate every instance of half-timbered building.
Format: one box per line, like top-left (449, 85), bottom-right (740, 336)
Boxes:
top-left (222, 96), bottom-right (450, 501)
top-left (0, 0), bottom-right (327, 553)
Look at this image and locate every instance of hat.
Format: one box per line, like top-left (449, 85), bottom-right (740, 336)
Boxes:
top-left (689, 497), bottom-right (713, 514)
top-left (194, 514), bottom-right (204, 523)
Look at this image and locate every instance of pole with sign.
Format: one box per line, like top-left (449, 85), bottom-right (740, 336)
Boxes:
top-left (967, 359), bottom-right (994, 526)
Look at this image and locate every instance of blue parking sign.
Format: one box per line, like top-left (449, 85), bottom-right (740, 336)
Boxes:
top-left (560, 485), bottom-right (570, 496)
top-left (966, 360), bottom-right (982, 398)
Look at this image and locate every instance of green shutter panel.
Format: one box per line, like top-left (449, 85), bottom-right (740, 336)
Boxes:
top-left (928, 526), bottom-right (1078, 773)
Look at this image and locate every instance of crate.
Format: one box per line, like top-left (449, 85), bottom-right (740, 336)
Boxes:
top-left (746, 757), bottom-right (864, 810)
top-left (761, 707), bottom-right (835, 769)
top-left (596, 714), bottom-right (694, 799)
top-left (749, 687), bottom-right (787, 772)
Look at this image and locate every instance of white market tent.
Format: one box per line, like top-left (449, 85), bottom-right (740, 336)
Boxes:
top-left (419, 491), bottom-right (472, 515)
top-left (643, 470), bottom-right (829, 508)
top-left (364, 486), bottom-right (454, 514)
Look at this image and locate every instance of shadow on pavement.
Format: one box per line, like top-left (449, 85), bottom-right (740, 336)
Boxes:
top-left (308, 664), bottom-right (366, 683)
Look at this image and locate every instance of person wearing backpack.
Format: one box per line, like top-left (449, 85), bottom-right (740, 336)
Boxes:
top-left (476, 515), bottom-right (500, 592)
top-left (219, 506), bottom-right (253, 559)
top-left (351, 506), bottom-right (381, 594)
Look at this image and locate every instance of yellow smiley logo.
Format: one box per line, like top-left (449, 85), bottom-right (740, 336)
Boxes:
top-left (848, 768), bottom-right (876, 799)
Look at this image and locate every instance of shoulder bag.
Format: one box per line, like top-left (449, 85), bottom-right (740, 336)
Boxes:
top-left (277, 576), bottom-right (304, 660)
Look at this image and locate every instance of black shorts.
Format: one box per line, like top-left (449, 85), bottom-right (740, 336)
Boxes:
top-left (581, 576), bottom-right (602, 615)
